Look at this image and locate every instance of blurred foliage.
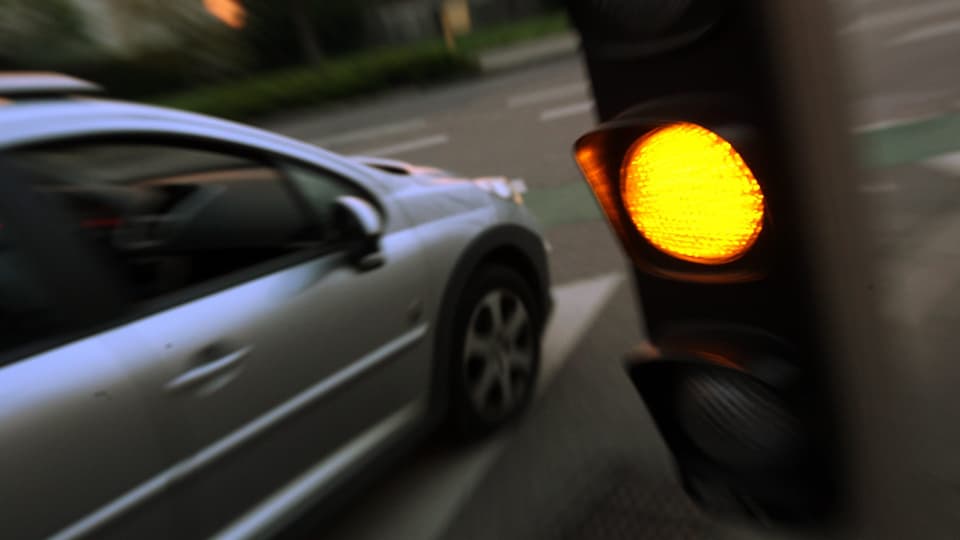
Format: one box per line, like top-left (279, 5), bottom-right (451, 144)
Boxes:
top-left (152, 43), bottom-right (478, 119)
top-left (0, 0), bottom-right (252, 97)
top-left (66, 46), bottom-right (250, 99)
top-left (455, 11), bottom-right (568, 52)
top-left (105, 0), bottom-right (253, 73)
top-left (0, 1), bottom-right (567, 115)
top-left (0, 0), bottom-right (395, 96)
top-left (0, 0), bottom-right (95, 67)
top-left (150, 9), bottom-right (570, 121)
top-left (243, 0), bottom-right (379, 69)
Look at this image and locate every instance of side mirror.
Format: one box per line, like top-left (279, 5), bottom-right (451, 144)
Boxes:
top-left (332, 196), bottom-right (385, 271)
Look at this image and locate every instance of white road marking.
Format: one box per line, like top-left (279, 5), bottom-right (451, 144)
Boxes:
top-left (860, 182), bottom-right (899, 194)
top-left (890, 18), bottom-right (960, 46)
top-left (538, 272), bottom-right (625, 394)
top-left (311, 118), bottom-right (426, 147)
top-left (323, 273), bottom-right (625, 540)
top-left (356, 134), bottom-right (450, 157)
top-left (886, 209), bottom-right (960, 326)
top-left (853, 112), bottom-right (940, 134)
top-left (882, 151), bottom-right (960, 323)
top-left (925, 151), bottom-right (960, 176)
top-left (840, 1), bottom-right (960, 35)
top-left (539, 100), bottom-right (594, 122)
top-left (507, 82), bottom-right (588, 108)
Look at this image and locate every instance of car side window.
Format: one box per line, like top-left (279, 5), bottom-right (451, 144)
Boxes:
top-left (284, 161), bottom-right (371, 242)
top-left (0, 227), bottom-right (66, 352)
top-left (12, 140), bottom-right (315, 303)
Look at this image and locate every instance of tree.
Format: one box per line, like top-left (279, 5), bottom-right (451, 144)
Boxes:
top-left (0, 0), bottom-right (96, 68)
top-left (289, 0), bottom-right (324, 64)
top-left (94, 0), bottom-right (254, 80)
top-left (243, 0), bottom-right (375, 69)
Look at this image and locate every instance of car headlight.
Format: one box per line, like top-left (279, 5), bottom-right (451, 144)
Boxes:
top-left (473, 177), bottom-right (527, 205)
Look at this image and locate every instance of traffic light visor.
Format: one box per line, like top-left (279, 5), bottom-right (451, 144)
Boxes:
top-left (621, 122), bottom-right (765, 265)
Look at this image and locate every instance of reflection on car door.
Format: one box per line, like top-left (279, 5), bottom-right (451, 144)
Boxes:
top-left (133, 235), bottom-right (430, 538)
top-left (12, 140), bottom-right (433, 537)
top-left (0, 159), bottom-right (175, 539)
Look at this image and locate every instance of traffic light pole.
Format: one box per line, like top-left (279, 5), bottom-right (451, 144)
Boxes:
top-left (762, 3), bottom-right (924, 538)
top-left (567, 0), bottom-right (926, 537)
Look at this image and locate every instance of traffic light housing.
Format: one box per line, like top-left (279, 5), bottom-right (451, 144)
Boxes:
top-left (567, 0), bottom-right (858, 525)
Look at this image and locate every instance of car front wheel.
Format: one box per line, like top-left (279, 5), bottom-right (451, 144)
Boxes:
top-left (450, 264), bottom-right (542, 438)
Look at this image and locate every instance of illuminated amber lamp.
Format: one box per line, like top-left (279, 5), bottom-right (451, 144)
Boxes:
top-left (620, 122), bottom-right (765, 265)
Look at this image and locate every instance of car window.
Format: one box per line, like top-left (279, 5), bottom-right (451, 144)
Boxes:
top-left (0, 225), bottom-right (68, 352)
top-left (283, 161), bottom-right (371, 241)
top-left (21, 142), bottom-right (250, 185)
top-left (12, 140), bottom-right (316, 303)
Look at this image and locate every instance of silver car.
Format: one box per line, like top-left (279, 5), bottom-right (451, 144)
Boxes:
top-left (0, 74), bottom-right (551, 539)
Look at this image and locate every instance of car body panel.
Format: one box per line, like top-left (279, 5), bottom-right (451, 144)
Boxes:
top-left (123, 231), bottom-right (432, 538)
top-left (0, 94), bottom-right (551, 539)
top-left (0, 336), bottom-right (175, 540)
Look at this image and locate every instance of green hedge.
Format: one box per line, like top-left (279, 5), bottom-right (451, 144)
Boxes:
top-left (151, 44), bottom-right (478, 120)
top-left (148, 12), bottom-right (569, 121)
top-left (65, 49), bottom-right (209, 99)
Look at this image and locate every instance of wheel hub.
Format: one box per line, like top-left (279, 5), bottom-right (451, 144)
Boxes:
top-left (462, 288), bottom-right (535, 419)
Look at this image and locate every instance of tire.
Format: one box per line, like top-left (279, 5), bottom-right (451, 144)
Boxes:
top-left (449, 264), bottom-right (542, 438)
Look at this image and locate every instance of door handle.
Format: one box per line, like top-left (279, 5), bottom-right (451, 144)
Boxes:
top-left (165, 346), bottom-right (252, 394)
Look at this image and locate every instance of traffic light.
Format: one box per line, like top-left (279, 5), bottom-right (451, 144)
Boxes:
top-left (566, 0), bottom-right (878, 526)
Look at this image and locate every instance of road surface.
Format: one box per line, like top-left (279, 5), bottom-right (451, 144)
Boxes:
top-left (259, 2), bottom-right (960, 537)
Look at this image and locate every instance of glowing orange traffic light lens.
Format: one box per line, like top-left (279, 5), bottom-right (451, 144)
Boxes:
top-left (621, 122), bottom-right (765, 265)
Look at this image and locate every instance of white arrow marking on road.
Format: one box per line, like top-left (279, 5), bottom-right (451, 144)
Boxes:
top-left (324, 272), bottom-right (625, 540)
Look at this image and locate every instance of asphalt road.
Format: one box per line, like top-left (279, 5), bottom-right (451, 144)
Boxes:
top-left (259, 3), bottom-right (960, 538)
top-left (264, 56), bottom-right (734, 539)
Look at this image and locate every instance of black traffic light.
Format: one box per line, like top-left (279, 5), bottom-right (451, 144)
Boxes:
top-left (566, 0), bottom-right (868, 526)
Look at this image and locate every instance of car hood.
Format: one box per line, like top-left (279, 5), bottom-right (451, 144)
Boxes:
top-left (348, 155), bottom-right (527, 202)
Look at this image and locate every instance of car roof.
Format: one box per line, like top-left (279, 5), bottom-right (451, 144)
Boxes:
top-left (0, 72), bottom-right (102, 96)
top-left (0, 96), bottom-right (300, 148)
top-left (0, 95), bottom-right (394, 194)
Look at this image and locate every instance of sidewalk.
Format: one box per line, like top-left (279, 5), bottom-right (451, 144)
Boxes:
top-left (477, 31), bottom-right (580, 72)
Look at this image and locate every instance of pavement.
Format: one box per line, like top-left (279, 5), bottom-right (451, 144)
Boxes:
top-left (258, 2), bottom-right (960, 538)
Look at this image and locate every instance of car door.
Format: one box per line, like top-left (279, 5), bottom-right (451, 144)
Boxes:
top-left (0, 158), bottom-right (176, 539)
top-left (11, 137), bottom-right (433, 538)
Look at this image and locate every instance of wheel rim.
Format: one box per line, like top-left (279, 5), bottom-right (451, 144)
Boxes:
top-left (462, 288), bottom-right (535, 420)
